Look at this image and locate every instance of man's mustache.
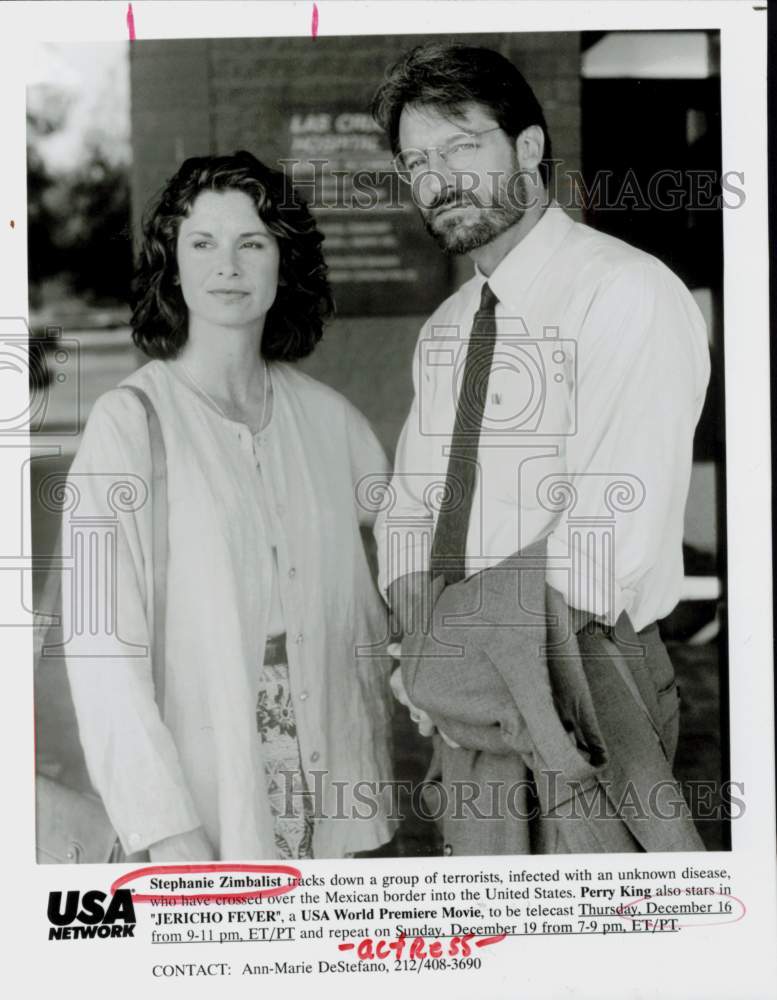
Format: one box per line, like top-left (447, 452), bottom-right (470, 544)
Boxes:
top-left (427, 188), bottom-right (485, 217)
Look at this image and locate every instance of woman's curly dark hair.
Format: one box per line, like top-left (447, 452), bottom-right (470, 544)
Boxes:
top-left (131, 151), bottom-right (334, 361)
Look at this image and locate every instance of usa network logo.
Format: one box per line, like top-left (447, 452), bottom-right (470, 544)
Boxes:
top-left (47, 890), bottom-right (136, 940)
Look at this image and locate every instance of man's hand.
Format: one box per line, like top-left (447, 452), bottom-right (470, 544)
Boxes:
top-left (388, 657), bottom-right (460, 748)
top-left (386, 572), bottom-right (461, 749)
top-left (389, 662), bottom-right (436, 736)
top-left (149, 826), bottom-right (215, 862)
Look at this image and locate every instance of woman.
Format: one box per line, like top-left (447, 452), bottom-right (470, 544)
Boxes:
top-left (62, 151), bottom-right (396, 861)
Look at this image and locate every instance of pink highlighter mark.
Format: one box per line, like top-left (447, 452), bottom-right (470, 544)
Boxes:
top-left (311, 3), bottom-right (319, 39)
top-left (126, 3), bottom-right (136, 42)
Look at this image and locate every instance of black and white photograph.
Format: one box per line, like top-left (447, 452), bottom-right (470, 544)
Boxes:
top-left (29, 25), bottom-right (729, 863)
top-left (0, 3), bottom-right (773, 999)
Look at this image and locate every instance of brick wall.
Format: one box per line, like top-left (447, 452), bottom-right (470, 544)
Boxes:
top-left (129, 40), bottom-right (212, 239)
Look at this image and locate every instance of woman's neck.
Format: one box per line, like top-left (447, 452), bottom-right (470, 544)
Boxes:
top-left (169, 319), bottom-right (273, 433)
top-left (175, 319), bottom-right (266, 407)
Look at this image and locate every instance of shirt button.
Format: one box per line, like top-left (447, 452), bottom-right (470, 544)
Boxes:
top-left (288, 567), bottom-right (296, 579)
top-left (299, 691), bottom-right (309, 701)
top-left (310, 751), bottom-right (320, 763)
top-left (295, 633), bottom-right (304, 645)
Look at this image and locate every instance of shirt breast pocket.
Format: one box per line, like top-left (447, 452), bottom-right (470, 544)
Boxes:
top-left (483, 339), bottom-right (572, 438)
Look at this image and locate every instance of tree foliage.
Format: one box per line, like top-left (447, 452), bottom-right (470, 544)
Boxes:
top-left (27, 99), bottom-right (133, 307)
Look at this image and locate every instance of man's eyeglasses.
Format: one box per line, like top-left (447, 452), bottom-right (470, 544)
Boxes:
top-left (392, 126), bottom-right (502, 184)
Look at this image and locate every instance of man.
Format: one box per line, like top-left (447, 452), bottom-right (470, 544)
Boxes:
top-left (371, 43), bottom-right (710, 854)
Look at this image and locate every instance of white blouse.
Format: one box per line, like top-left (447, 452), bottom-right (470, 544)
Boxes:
top-left (63, 359), bottom-right (396, 859)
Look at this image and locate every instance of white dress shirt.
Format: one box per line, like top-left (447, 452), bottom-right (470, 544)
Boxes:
top-left (376, 203), bottom-right (711, 631)
top-left (63, 360), bottom-right (396, 858)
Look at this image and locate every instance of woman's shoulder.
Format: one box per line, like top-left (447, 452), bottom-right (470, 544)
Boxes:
top-left (272, 363), bottom-right (387, 474)
top-left (89, 361), bottom-right (169, 419)
top-left (117, 359), bottom-right (170, 399)
top-left (75, 362), bottom-right (168, 456)
top-left (272, 363), bottom-right (360, 420)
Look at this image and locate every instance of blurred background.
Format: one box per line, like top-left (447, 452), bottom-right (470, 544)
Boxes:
top-left (28, 30), bottom-right (729, 852)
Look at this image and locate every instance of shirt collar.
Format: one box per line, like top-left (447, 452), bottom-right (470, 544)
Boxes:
top-left (476, 201), bottom-right (574, 312)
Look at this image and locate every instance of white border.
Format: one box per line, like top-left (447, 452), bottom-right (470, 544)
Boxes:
top-left (0, 3), bottom-right (773, 998)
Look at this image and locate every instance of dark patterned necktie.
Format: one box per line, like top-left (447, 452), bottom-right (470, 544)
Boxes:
top-left (430, 282), bottom-right (499, 585)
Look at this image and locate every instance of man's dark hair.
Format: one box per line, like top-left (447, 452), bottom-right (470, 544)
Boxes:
top-left (131, 150), bottom-right (333, 361)
top-left (371, 42), bottom-right (553, 187)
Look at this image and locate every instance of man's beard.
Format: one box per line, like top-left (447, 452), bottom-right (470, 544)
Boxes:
top-left (422, 171), bottom-right (530, 255)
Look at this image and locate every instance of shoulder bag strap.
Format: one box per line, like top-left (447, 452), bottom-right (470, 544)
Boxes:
top-left (121, 385), bottom-right (168, 714)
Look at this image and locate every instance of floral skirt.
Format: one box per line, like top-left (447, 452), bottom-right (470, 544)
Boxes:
top-left (256, 660), bottom-right (315, 859)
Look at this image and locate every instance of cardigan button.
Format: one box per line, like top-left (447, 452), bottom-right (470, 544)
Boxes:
top-left (310, 751), bottom-right (320, 763)
top-left (443, 843), bottom-right (453, 856)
